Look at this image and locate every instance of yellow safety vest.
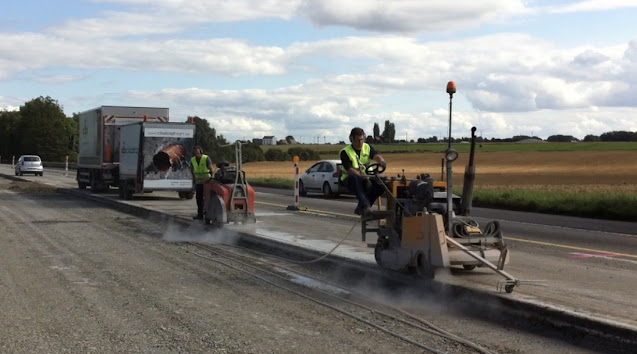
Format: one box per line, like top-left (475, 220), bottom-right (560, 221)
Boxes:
top-left (340, 144), bottom-right (371, 181)
top-left (191, 154), bottom-right (211, 184)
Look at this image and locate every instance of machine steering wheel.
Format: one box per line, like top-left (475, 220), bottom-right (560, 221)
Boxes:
top-left (365, 163), bottom-right (386, 176)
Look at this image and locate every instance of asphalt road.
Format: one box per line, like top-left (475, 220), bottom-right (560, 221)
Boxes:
top-left (3, 165), bottom-right (637, 337)
top-left (2, 168), bottom-right (631, 353)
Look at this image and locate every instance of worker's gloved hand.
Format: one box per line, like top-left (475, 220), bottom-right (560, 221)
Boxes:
top-left (379, 160), bottom-right (387, 168)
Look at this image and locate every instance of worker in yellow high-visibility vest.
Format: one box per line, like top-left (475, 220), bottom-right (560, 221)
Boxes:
top-left (190, 146), bottom-right (215, 220)
top-left (340, 127), bottom-right (387, 217)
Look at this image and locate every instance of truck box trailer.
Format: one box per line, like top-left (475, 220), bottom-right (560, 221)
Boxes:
top-left (118, 121), bottom-right (196, 200)
top-left (77, 106), bottom-right (169, 191)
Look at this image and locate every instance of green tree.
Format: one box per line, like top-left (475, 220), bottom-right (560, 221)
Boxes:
top-left (373, 122), bottom-right (380, 138)
top-left (382, 120), bottom-right (396, 143)
top-left (18, 96), bottom-right (69, 161)
top-left (0, 109), bottom-right (22, 162)
top-left (190, 116), bottom-right (230, 162)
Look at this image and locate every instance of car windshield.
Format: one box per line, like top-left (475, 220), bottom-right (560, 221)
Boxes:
top-left (24, 156), bottom-right (40, 162)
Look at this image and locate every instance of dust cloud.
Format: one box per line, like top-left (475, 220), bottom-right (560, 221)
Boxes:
top-left (161, 221), bottom-right (241, 246)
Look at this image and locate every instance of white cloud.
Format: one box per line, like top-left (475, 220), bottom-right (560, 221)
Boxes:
top-left (51, 1), bottom-right (300, 39)
top-left (1, 1), bottom-right (636, 142)
top-left (548, 0), bottom-right (637, 14)
top-left (299, 0), bottom-right (529, 32)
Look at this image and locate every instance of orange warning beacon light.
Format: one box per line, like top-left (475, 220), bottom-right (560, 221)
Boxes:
top-left (446, 81), bottom-right (456, 96)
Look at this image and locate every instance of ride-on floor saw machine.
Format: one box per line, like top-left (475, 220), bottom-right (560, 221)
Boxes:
top-left (202, 142), bottom-right (256, 226)
top-left (362, 82), bottom-right (519, 292)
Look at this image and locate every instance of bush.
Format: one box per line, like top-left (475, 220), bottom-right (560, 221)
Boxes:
top-left (265, 148), bottom-right (287, 161)
top-left (287, 147), bottom-right (320, 161)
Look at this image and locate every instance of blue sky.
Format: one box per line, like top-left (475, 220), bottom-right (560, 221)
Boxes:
top-left (1, 0), bottom-right (636, 143)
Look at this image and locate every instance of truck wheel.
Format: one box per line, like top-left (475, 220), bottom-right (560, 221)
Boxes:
top-left (184, 192), bottom-right (194, 200)
top-left (78, 182), bottom-right (87, 190)
top-left (123, 183), bottom-right (133, 200)
top-left (118, 182), bottom-right (126, 199)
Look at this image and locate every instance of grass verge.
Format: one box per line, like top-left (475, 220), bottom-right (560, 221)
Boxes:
top-left (473, 188), bottom-right (637, 222)
top-left (249, 177), bottom-right (637, 222)
top-left (248, 177), bottom-right (294, 189)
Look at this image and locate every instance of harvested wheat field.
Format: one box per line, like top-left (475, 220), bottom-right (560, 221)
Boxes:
top-left (243, 150), bottom-right (637, 193)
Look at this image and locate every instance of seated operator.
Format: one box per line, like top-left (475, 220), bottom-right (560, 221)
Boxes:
top-left (340, 127), bottom-right (387, 217)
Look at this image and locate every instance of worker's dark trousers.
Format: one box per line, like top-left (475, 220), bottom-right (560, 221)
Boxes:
top-left (195, 184), bottom-right (204, 217)
top-left (345, 175), bottom-right (384, 209)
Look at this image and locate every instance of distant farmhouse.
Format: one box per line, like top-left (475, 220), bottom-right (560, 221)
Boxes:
top-left (252, 135), bottom-right (277, 145)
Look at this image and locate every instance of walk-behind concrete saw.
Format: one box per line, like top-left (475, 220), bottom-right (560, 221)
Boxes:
top-left (362, 82), bottom-right (519, 293)
top-left (201, 142), bottom-right (256, 226)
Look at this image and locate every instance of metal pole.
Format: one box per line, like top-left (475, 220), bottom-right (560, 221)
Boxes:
top-left (293, 162), bottom-right (299, 208)
top-left (445, 81), bottom-right (456, 236)
top-left (446, 92), bottom-right (453, 235)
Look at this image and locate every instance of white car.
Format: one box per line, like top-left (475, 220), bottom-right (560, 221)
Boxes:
top-left (299, 159), bottom-right (350, 197)
top-left (15, 155), bottom-right (44, 176)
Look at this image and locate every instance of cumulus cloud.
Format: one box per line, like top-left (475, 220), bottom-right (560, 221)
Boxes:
top-left (1, 0), bottom-right (636, 141)
top-left (55, 0), bottom-right (300, 39)
top-left (299, 0), bottom-right (529, 32)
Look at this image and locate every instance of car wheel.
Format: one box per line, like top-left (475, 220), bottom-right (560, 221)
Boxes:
top-left (322, 182), bottom-right (333, 198)
top-left (299, 180), bottom-right (307, 196)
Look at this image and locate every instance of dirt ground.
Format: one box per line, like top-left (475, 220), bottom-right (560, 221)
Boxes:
top-left (243, 150), bottom-right (637, 189)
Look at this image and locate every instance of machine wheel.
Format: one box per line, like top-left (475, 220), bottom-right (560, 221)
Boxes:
top-left (205, 194), bottom-right (226, 225)
top-left (299, 180), bottom-right (307, 196)
top-left (322, 182), bottom-right (333, 198)
top-left (374, 243), bottom-right (384, 266)
top-left (505, 284), bottom-right (515, 293)
top-left (373, 239), bottom-right (389, 266)
top-left (413, 252), bottom-right (434, 279)
top-left (463, 265), bottom-right (477, 271)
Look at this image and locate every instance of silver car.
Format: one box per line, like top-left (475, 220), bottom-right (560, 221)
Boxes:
top-left (15, 155), bottom-right (44, 176)
top-left (299, 159), bottom-right (349, 197)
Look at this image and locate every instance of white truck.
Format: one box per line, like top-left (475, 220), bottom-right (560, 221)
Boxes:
top-left (118, 121), bottom-right (196, 200)
top-left (77, 106), bottom-right (169, 192)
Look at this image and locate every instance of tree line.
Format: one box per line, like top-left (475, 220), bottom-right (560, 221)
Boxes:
top-left (0, 99), bottom-right (320, 164)
top-left (2, 97), bottom-right (636, 164)
top-left (0, 96), bottom-right (77, 163)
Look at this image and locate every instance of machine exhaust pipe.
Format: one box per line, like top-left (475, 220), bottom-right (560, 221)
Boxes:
top-left (461, 127), bottom-right (477, 216)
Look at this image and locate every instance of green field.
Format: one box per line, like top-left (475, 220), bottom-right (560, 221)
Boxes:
top-left (263, 141), bottom-right (637, 158)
